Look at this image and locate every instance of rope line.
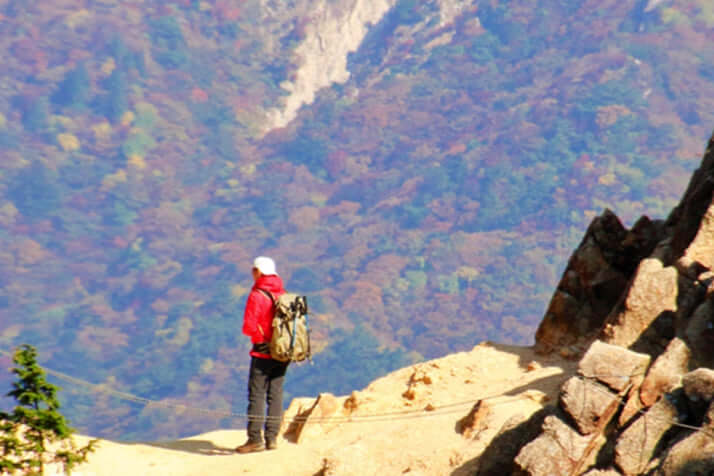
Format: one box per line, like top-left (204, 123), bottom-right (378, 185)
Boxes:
top-left (576, 372), bottom-right (714, 439)
top-left (2, 347), bottom-right (713, 437)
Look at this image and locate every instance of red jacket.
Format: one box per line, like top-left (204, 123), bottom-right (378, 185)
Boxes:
top-left (242, 274), bottom-right (285, 359)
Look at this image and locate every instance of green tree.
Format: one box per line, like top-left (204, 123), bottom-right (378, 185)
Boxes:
top-left (52, 63), bottom-right (91, 108)
top-left (101, 69), bottom-right (129, 122)
top-left (149, 16), bottom-right (188, 68)
top-left (0, 345), bottom-right (95, 475)
top-left (8, 163), bottom-right (62, 220)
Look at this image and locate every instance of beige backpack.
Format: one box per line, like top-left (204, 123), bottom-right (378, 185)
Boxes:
top-left (258, 290), bottom-right (312, 363)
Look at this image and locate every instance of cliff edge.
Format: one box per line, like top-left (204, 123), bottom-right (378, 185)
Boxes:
top-left (69, 132), bottom-right (714, 475)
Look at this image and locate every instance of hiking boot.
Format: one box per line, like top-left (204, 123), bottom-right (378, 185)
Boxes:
top-left (235, 440), bottom-right (265, 454)
top-left (265, 439), bottom-right (278, 450)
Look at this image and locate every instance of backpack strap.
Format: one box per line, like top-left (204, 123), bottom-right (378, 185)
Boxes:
top-left (256, 288), bottom-right (275, 305)
top-left (254, 289), bottom-right (276, 341)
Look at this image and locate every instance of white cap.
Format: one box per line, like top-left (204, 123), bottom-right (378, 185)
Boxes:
top-left (253, 256), bottom-right (277, 275)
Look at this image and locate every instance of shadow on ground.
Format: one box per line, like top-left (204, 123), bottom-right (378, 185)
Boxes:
top-left (140, 439), bottom-right (236, 455)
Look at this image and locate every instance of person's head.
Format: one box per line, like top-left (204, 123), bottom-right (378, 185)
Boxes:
top-left (252, 256), bottom-right (277, 281)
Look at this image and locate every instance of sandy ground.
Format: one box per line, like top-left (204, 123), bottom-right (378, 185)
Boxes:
top-left (61, 342), bottom-right (577, 476)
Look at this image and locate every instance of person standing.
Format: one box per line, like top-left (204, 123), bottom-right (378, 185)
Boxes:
top-left (236, 256), bottom-right (289, 453)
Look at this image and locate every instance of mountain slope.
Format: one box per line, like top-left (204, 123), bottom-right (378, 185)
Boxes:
top-left (2, 0), bottom-right (714, 441)
top-left (69, 128), bottom-right (714, 475)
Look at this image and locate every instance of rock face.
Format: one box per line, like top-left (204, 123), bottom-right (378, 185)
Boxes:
top-left (515, 415), bottom-right (601, 476)
top-left (264, 0), bottom-right (398, 132)
top-left (601, 258), bottom-right (678, 350)
top-left (534, 211), bottom-right (663, 354)
top-left (559, 377), bottom-right (619, 435)
top-left (511, 132), bottom-right (714, 475)
top-left (614, 393), bottom-right (682, 475)
top-left (639, 338), bottom-right (691, 407)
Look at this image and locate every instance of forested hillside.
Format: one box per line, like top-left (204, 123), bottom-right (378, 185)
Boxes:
top-left (1, 0), bottom-right (713, 440)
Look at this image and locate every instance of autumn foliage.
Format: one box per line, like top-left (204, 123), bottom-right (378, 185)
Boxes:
top-left (0, 0), bottom-right (713, 441)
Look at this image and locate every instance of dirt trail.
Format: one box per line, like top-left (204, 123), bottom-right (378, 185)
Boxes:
top-left (65, 343), bottom-right (577, 476)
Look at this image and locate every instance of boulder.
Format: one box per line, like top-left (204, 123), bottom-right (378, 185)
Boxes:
top-left (615, 393), bottom-right (682, 476)
top-left (639, 337), bottom-right (691, 407)
top-left (656, 401), bottom-right (714, 475)
top-left (578, 340), bottom-right (651, 392)
top-left (560, 376), bottom-right (620, 435)
top-left (535, 211), bottom-right (661, 354)
top-left (682, 200), bottom-right (714, 271)
top-left (475, 407), bottom-right (553, 476)
top-left (281, 396), bottom-right (317, 442)
top-left (515, 416), bottom-right (601, 476)
top-left (685, 300), bottom-right (714, 368)
top-left (582, 470), bottom-right (622, 476)
top-left (601, 259), bottom-right (678, 350)
top-left (656, 417), bottom-right (714, 475)
top-left (618, 385), bottom-right (643, 427)
top-left (284, 393), bottom-right (342, 444)
top-left (682, 368), bottom-right (714, 404)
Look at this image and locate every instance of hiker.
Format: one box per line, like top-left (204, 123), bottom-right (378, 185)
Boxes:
top-left (236, 256), bottom-right (289, 454)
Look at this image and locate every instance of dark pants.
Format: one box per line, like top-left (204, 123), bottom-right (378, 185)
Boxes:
top-left (246, 356), bottom-right (289, 442)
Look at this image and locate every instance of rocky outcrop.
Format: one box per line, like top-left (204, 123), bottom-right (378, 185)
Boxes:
top-left (600, 258), bottom-right (678, 350)
top-left (262, 0), bottom-right (475, 133)
top-left (638, 337), bottom-right (690, 407)
top-left (534, 211), bottom-right (664, 354)
top-left (282, 392), bottom-right (345, 443)
top-left (510, 338), bottom-right (714, 476)
top-left (263, 0), bottom-right (398, 132)
top-left (513, 131), bottom-right (714, 475)
top-left (515, 415), bottom-right (600, 476)
top-left (513, 342), bottom-right (647, 475)
top-left (614, 391), bottom-right (683, 475)
top-left (559, 377), bottom-right (619, 435)
top-left (535, 135), bottom-right (714, 361)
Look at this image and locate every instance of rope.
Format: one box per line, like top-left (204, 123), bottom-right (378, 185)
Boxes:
top-left (578, 373), bottom-right (714, 439)
top-left (0, 347), bottom-right (481, 423)
top-left (2, 346), bottom-right (714, 437)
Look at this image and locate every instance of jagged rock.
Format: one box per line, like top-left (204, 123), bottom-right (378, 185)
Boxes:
top-left (560, 376), bottom-right (620, 435)
top-left (535, 211), bottom-right (636, 354)
top-left (639, 337), bottom-right (691, 407)
top-left (615, 392), bottom-right (683, 476)
top-left (656, 400), bottom-right (714, 475)
top-left (619, 385), bottom-right (644, 427)
top-left (281, 396), bottom-right (318, 442)
top-left (675, 255), bottom-right (708, 281)
top-left (476, 407), bottom-right (553, 476)
top-left (458, 392), bottom-right (547, 440)
top-left (601, 258), bottom-right (678, 350)
top-left (536, 211), bottom-right (665, 354)
top-left (583, 470), bottom-right (622, 476)
top-left (682, 368), bottom-right (714, 403)
top-left (578, 340), bottom-right (651, 392)
top-left (458, 399), bottom-right (493, 439)
top-left (666, 134), bottom-right (714, 258)
top-left (684, 300), bottom-right (714, 368)
top-left (284, 392), bottom-right (341, 444)
top-left (682, 200), bottom-right (714, 270)
top-left (515, 416), bottom-right (601, 476)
